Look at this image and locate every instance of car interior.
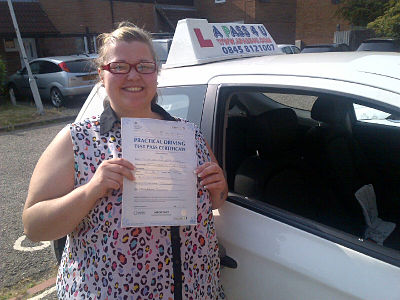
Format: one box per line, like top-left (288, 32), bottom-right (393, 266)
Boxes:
top-left (222, 88), bottom-right (400, 255)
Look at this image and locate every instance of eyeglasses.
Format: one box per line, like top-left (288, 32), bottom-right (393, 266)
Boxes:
top-left (101, 61), bottom-right (157, 74)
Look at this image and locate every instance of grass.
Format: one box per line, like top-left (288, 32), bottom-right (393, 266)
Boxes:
top-left (0, 101), bottom-right (75, 130)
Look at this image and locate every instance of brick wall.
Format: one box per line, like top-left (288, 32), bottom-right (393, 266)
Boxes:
top-left (255, 0), bottom-right (296, 44)
top-left (112, 2), bottom-right (156, 32)
top-left (194, 0), bottom-right (249, 23)
top-left (194, 0), bottom-right (296, 44)
top-left (296, 0), bottom-right (351, 45)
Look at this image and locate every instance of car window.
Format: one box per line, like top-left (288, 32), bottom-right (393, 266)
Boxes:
top-left (354, 103), bottom-right (400, 127)
top-left (291, 46), bottom-right (300, 54)
top-left (301, 46), bottom-right (333, 53)
top-left (29, 62), bottom-right (40, 74)
top-left (39, 61), bottom-right (61, 74)
top-left (157, 85), bottom-right (206, 126)
top-left (65, 59), bottom-right (96, 73)
top-left (263, 92), bottom-right (317, 111)
top-left (358, 41), bottom-right (400, 52)
top-left (221, 86), bottom-right (400, 261)
top-left (281, 46), bottom-right (292, 54)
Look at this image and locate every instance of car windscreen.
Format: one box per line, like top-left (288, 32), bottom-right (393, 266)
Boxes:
top-left (65, 59), bottom-right (97, 73)
top-left (157, 85), bottom-right (206, 127)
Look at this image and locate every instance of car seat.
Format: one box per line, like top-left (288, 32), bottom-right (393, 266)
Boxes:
top-left (304, 96), bottom-right (374, 235)
top-left (234, 107), bottom-right (357, 230)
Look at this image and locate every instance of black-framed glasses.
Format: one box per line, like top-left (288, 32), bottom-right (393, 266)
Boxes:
top-left (101, 61), bottom-right (157, 74)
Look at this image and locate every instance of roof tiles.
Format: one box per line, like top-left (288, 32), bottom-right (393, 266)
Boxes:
top-left (0, 2), bottom-right (58, 35)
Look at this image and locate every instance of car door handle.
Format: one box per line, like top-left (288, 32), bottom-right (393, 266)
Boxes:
top-left (220, 255), bottom-right (238, 269)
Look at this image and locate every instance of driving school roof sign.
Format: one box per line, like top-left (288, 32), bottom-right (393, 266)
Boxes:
top-left (164, 19), bottom-right (280, 68)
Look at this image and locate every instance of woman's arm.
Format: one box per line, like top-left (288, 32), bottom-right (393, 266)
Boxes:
top-left (23, 126), bottom-right (135, 242)
top-left (195, 141), bottom-right (228, 209)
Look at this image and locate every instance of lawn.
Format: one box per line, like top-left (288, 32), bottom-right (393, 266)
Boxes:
top-left (0, 102), bottom-right (76, 130)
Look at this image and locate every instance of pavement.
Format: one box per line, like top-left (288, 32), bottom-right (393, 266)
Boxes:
top-left (1, 106), bottom-right (78, 299)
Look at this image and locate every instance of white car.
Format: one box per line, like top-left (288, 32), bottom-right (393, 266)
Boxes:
top-left (72, 20), bottom-right (400, 300)
top-left (277, 44), bottom-right (301, 54)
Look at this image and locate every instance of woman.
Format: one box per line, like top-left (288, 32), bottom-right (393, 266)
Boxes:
top-left (23, 22), bottom-right (227, 299)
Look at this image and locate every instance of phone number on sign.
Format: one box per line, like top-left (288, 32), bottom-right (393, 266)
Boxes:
top-left (222, 44), bottom-right (275, 54)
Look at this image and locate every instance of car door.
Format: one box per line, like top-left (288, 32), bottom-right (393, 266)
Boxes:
top-left (202, 76), bottom-right (400, 300)
top-left (37, 61), bottom-right (62, 99)
top-left (352, 103), bottom-right (400, 242)
top-left (19, 61), bottom-right (40, 97)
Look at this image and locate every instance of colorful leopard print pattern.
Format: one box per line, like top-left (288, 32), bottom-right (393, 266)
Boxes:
top-left (56, 116), bottom-right (225, 300)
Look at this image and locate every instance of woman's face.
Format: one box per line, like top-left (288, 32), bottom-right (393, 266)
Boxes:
top-left (99, 41), bottom-right (157, 117)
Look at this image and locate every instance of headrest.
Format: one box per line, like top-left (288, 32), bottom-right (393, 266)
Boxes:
top-left (250, 108), bottom-right (298, 157)
top-left (311, 97), bottom-right (349, 124)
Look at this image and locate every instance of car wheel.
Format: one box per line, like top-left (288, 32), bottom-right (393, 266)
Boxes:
top-left (8, 84), bottom-right (19, 103)
top-left (52, 236), bottom-right (66, 264)
top-left (50, 87), bottom-right (65, 107)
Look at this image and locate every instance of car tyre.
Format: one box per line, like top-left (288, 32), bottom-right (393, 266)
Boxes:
top-left (50, 87), bottom-right (65, 107)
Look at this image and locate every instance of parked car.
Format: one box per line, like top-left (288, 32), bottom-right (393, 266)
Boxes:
top-left (7, 54), bottom-right (98, 107)
top-left (152, 38), bottom-right (173, 64)
top-left (57, 20), bottom-right (400, 300)
top-left (357, 38), bottom-right (400, 52)
top-left (301, 43), bottom-right (351, 53)
top-left (278, 44), bottom-right (301, 54)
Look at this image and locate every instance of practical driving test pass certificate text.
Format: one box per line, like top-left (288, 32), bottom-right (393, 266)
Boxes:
top-left (121, 118), bottom-right (197, 227)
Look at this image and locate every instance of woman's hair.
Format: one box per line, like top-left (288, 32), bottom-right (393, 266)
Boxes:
top-left (95, 21), bottom-right (157, 68)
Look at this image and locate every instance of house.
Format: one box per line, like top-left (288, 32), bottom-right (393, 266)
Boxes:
top-left (1, 0), bottom-right (350, 76)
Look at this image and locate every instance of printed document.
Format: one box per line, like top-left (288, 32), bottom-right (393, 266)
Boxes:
top-left (121, 118), bottom-right (197, 227)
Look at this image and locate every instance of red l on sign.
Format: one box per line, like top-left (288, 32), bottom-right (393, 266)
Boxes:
top-left (194, 28), bottom-right (213, 47)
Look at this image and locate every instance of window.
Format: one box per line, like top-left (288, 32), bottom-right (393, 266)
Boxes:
top-left (264, 92), bottom-right (317, 111)
top-left (281, 46), bottom-right (292, 54)
top-left (354, 104), bottom-right (400, 127)
top-left (291, 46), bottom-right (301, 54)
top-left (64, 59), bottom-right (97, 73)
top-left (157, 85), bottom-right (207, 126)
top-left (39, 61), bottom-right (61, 74)
top-left (222, 87), bottom-right (400, 257)
top-left (4, 38), bottom-right (17, 52)
top-left (29, 61), bottom-right (40, 74)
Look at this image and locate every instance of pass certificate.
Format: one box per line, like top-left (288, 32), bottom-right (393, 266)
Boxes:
top-left (121, 118), bottom-right (197, 227)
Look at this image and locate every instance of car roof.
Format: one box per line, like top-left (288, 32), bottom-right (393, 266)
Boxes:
top-left (277, 44), bottom-right (296, 48)
top-left (362, 38), bottom-right (399, 43)
top-left (158, 51), bottom-right (400, 94)
top-left (303, 43), bottom-right (344, 48)
top-left (30, 54), bottom-right (97, 64)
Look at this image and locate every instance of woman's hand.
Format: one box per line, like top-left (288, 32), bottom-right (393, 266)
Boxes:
top-left (85, 158), bottom-right (135, 200)
top-left (196, 161), bottom-right (228, 209)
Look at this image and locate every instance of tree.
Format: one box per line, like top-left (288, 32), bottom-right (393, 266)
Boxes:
top-left (335, 0), bottom-right (390, 27)
top-left (368, 0), bottom-right (400, 38)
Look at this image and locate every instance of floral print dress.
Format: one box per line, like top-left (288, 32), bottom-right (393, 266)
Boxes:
top-left (56, 115), bottom-right (225, 300)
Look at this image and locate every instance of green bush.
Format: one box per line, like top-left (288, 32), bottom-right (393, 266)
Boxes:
top-left (368, 0), bottom-right (400, 39)
top-left (0, 56), bottom-right (7, 97)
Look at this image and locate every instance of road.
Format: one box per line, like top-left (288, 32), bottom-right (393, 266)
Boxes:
top-left (0, 122), bottom-right (66, 298)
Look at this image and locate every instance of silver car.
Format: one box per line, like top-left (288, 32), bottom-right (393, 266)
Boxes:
top-left (7, 54), bottom-right (98, 107)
